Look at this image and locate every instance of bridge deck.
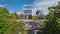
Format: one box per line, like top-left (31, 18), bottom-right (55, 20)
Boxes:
top-left (17, 19), bottom-right (48, 22)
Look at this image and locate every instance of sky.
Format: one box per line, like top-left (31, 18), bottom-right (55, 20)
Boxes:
top-left (0, 0), bottom-right (60, 15)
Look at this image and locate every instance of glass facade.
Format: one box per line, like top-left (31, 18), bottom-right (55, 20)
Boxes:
top-left (24, 10), bottom-right (32, 14)
top-left (24, 5), bottom-right (32, 15)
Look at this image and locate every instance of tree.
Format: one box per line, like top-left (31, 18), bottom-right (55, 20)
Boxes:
top-left (19, 14), bottom-right (24, 19)
top-left (46, 11), bottom-right (54, 19)
top-left (0, 7), bottom-right (9, 14)
top-left (0, 12), bottom-right (25, 34)
top-left (38, 22), bottom-right (45, 28)
top-left (38, 13), bottom-right (45, 19)
top-left (0, 7), bottom-right (26, 34)
top-left (12, 12), bottom-right (17, 19)
top-left (32, 16), bottom-right (37, 20)
top-left (44, 5), bottom-right (60, 34)
top-left (56, 18), bottom-right (60, 30)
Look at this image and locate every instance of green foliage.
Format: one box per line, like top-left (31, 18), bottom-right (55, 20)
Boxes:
top-left (46, 11), bottom-right (54, 19)
top-left (0, 7), bottom-right (9, 14)
top-left (13, 12), bottom-right (17, 19)
top-left (32, 16), bottom-right (37, 20)
top-left (0, 13), bottom-right (25, 34)
top-left (38, 13), bottom-right (45, 19)
top-left (38, 22), bottom-right (45, 28)
top-left (45, 16), bottom-right (59, 34)
top-left (32, 13), bottom-right (45, 20)
top-left (0, 7), bottom-right (25, 34)
top-left (44, 5), bottom-right (60, 34)
top-left (19, 14), bottom-right (24, 19)
top-left (48, 5), bottom-right (60, 9)
top-left (56, 18), bottom-right (60, 30)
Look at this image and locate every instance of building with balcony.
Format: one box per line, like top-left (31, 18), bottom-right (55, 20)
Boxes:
top-left (23, 4), bottom-right (32, 19)
top-left (24, 4), bottom-right (32, 15)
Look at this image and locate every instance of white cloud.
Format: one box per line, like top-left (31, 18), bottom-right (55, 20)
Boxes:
top-left (0, 0), bottom-right (8, 7)
top-left (17, 11), bottom-right (23, 14)
top-left (32, 0), bottom-right (60, 15)
top-left (0, 4), bottom-right (8, 7)
top-left (0, 5), bottom-right (5, 7)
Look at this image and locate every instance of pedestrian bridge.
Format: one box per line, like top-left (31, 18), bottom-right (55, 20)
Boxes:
top-left (17, 19), bottom-right (48, 30)
top-left (17, 19), bottom-right (48, 34)
top-left (17, 19), bottom-right (48, 23)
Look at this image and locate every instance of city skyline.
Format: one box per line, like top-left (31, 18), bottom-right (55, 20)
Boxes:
top-left (0, 0), bottom-right (60, 15)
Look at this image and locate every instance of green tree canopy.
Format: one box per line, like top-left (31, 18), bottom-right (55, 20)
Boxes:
top-left (44, 4), bottom-right (60, 34)
top-left (0, 7), bottom-right (25, 34)
top-left (0, 7), bottom-right (9, 14)
top-left (38, 13), bottom-right (45, 19)
top-left (56, 18), bottom-right (60, 30)
top-left (19, 14), bottom-right (24, 19)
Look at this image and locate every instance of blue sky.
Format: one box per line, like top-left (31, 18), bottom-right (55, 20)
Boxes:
top-left (0, 0), bottom-right (34, 13)
top-left (0, 0), bottom-right (60, 15)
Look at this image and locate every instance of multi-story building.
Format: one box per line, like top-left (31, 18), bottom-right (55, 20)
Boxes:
top-left (23, 4), bottom-right (32, 19)
top-left (24, 4), bottom-right (32, 15)
top-left (36, 10), bottom-right (42, 16)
